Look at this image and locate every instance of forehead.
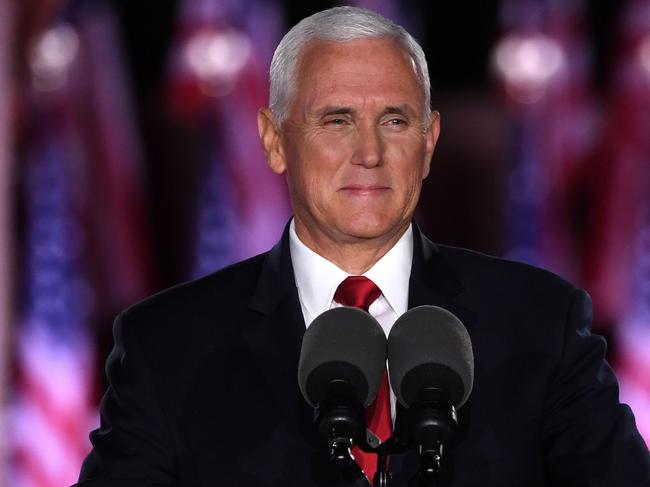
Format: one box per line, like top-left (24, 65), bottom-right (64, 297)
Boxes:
top-left (291, 38), bottom-right (423, 114)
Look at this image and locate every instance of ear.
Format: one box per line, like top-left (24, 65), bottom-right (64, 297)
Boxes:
top-left (421, 110), bottom-right (441, 180)
top-left (257, 108), bottom-right (287, 174)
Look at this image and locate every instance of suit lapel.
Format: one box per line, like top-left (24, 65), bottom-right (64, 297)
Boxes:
top-left (241, 224), bottom-right (313, 432)
top-left (241, 225), bottom-right (357, 486)
top-left (408, 223), bottom-right (474, 325)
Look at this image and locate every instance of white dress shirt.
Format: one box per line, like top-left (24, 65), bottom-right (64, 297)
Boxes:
top-left (289, 219), bottom-right (413, 422)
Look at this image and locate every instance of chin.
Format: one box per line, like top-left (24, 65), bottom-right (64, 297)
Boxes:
top-left (338, 215), bottom-right (403, 241)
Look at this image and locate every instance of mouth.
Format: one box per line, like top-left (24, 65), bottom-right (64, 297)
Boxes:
top-left (339, 185), bottom-right (391, 196)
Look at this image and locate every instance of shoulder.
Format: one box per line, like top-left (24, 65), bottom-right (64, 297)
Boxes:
top-left (433, 243), bottom-right (586, 322)
top-left (116, 252), bottom-right (269, 342)
top-left (437, 243), bottom-right (577, 294)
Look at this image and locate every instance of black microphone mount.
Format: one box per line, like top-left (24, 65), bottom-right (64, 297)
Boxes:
top-left (313, 377), bottom-right (412, 487)
top-left (313, 379), bottom-right (365, 472)
top-left (407, 388), bottom-right (458, 486)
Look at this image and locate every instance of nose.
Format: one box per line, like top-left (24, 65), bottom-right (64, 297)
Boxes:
top-left (351, 123), bottom-right (383, 168)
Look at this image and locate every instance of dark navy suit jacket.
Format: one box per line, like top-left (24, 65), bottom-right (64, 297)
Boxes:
top-left (75, 223), bottom-right (650, 486)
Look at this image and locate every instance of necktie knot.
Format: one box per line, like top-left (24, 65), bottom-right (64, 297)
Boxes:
top-left (334, 276), bottom-right (382, 311)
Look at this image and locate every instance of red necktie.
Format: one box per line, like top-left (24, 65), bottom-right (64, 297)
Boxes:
top-left (334, 276), bottom-right (392, 485)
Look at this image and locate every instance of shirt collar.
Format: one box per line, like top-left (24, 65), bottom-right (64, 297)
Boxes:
top-left (364, 225), bottom-right (412, 317)
top-left (289, 219), bottom-right (413, 323)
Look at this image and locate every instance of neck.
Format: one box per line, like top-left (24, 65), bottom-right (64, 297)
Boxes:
top-left (293, 219), bottom-right (410, 274)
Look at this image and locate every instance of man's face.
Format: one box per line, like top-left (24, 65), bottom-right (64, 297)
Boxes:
top-left (260, 38), bottom-right (439, 251)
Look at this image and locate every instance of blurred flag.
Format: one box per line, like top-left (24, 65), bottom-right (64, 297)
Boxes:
top-left (584, 0), bottom-right (650, 327)
top-left (538, 0), bottom-right (596, 280)
top-left (494, 0), bottom-right (595, 280)
top-left (166, 0), bottom-right (290, 278)
top-left (10, 113), bottom-right (96, 487)
top-left (618, 208), bottom-right (650, 444)
top-left (192, 122), bottom-right (240, 274)
top-left (0, 0), bottom-right (16, 485)
top-left (585, 0), bottom-right (650, 443)
top-left (75, 3), bottom-right (155, 308)
top-left (494, 0), bottom-right (558, 267)
top-left (10, 2), bottom-right (155, 486)
top-left (496, 0), bottom-right (650, 444)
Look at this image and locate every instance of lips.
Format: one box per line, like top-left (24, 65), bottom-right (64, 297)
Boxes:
top-left (339, 185), bottom-right (390, 196)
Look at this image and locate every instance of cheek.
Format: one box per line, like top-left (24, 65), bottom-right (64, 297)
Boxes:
top-left (294, 141), bottom-right (347, 186)
top-left (312, 136), bottom-right (354, 172)
top-left (388, 146), bottom-right (427, 186)
top-left (285, 154), bottom-right (332, 206)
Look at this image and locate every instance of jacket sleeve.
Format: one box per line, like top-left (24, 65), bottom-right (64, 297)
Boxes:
top-left (72, 311), bottom-right (177, 487)
top-left (542, 289), bottom-right (650, 486)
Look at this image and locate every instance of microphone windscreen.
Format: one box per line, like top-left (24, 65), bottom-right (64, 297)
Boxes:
top-left (298, 307), bottom-right (386, 408)
top-left (388, 305), bottom-right (473, 408)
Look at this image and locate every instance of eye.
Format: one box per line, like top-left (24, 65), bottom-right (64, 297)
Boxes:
top-left (383, 117), bottom-right (408, 128)
top-left (325, 118), bottom-right (348, 126)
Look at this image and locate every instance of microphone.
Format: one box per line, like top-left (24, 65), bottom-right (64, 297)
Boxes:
top-left (387, 305), bottom-right (473, 485)
top-left (297, 307), bottom-right (386, 476)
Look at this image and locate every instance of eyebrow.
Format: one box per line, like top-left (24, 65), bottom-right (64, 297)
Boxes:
top-left (314, 104), bottom-right (417, 118)
top-left (382, 105), bottom-right (415, 118)
top-left (315, 106), bottom-right (355, 118)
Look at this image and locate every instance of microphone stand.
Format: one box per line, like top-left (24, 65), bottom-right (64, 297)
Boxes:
top-left (370, 436), bottom-right (410, 487)
top-left (315, 383), bottom-right (458, 487)
top-left (316, 400), bottom-right (410, 487)
top-left (314, 379), bottom-right (369, 485)
top-left (407, 396), bottom-right (457, 487)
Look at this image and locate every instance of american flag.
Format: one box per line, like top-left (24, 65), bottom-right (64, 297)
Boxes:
top-left (77, 3), bottom-right (156, 306)
top-left (191, 126), bottom-right (240, 277)
top-left (537, 0), bottom-right (596, 281)
top-left (10, 132), bottom-right (96, 487)
top-left (588, 0), bottom-right (650, 444)
top-left (166, 0), bottom-right (290, 277)
top-left (583, 0), bottom-right (650, 328)
top-left (496, 0), bottom-right (594, 279)
top-left (9, 2), bottom-right (156, 485)
top-left (496, 0), bottom-right (555, 268)
top-left (617, 206), bottom-right (650, 443)
top-left (0, 0), bottom-right (15, 481)
top-left (496, 0), bottom-right (650, 444)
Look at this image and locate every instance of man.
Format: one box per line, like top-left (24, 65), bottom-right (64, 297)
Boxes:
top-left (75, 6), bottom-right (650, 487)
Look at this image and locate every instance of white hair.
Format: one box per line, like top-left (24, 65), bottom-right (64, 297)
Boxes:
top-left (269, 6), bottom-right (431, 125)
